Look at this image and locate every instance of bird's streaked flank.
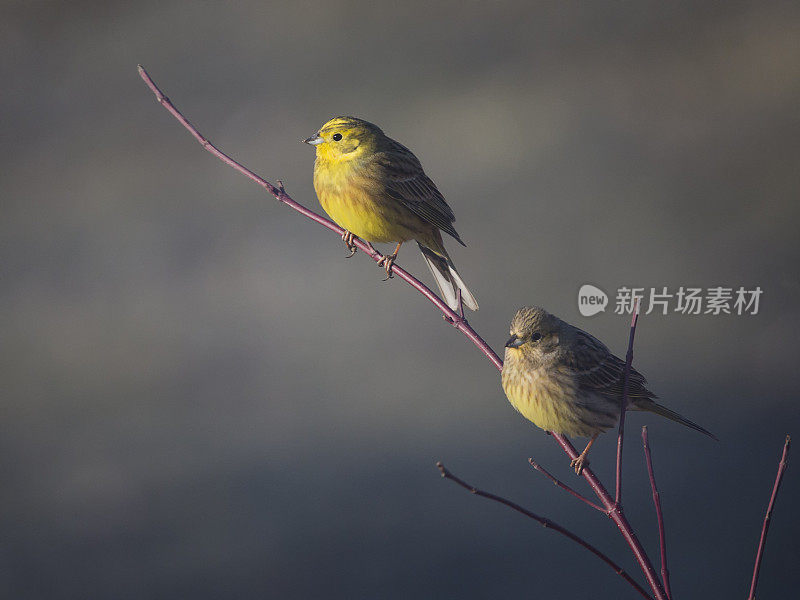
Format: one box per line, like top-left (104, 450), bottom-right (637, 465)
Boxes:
top-left (501, 306), bottom-right (716, 474)
top-left (304, 116), bottom-right (478, 312)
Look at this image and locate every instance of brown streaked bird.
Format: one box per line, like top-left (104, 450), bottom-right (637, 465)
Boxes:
top-left (501, 306), bottom-right (716, 474)
top-left (303, 116), bottom-right (478, 312)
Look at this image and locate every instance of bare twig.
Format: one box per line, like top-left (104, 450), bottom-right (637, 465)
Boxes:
top-left (642, 427), bottom-right (671, 600)
top-left (529, 458), bottom-right (605, 512)
top-left (437, 462), bottom-right (653, 600)
top-left (747, 435), bottom-right (791, 600)
top-left (615, 299), bottom-right (640, 508)
top-left (138, 65), bottom-right (666, 600)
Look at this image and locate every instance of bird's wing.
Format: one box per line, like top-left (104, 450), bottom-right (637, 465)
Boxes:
top-left (374, 142), bottom-right (465, 246)
top-left (565, 330), bottom-right (656, 401)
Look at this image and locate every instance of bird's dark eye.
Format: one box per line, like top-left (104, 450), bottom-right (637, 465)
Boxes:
top-left (530, 332), bottom-right (542, 342)
top-left (332, 133), bottom-right (343, 141)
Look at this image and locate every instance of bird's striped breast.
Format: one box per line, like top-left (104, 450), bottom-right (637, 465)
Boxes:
top-left (501, 356), bottom-right (618, 438)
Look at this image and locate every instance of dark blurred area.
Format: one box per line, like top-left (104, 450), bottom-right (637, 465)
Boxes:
top-left (2, 1), bottom-right (799, 598)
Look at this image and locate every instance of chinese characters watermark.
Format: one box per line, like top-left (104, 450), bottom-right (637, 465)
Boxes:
top-left (578, 285), bottom-right (762, 317)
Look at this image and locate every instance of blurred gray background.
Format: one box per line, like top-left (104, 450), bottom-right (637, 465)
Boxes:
top-left (2, 1), bottom-right (799, 598)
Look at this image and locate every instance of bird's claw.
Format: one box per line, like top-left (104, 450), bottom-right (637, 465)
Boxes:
top-left (341, 231), bottom-right (358, 257)
top-left (570, 454), bottom-right (589, 476)
top-left (377, 254), bottom-right (397, 281)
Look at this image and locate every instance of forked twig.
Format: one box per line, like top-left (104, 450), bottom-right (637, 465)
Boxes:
top-left (642, 427), bottom-right (672, 600)
top-left (747, 435), bottom-right (791, 600)
top-left (550, 435), bottom-right (665, 599)
top-left (437, 462), bottom-right (652, 600)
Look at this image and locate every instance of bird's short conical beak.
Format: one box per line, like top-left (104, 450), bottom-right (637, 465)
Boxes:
top-left (505, 335), bottom-right (524, 349)
top-left (303, 133), bottom-right (323, 145)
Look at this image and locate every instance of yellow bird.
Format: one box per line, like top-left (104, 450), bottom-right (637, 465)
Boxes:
top-left (304, 116), bottom-right (478, 312)
top-left (502, 306), bottom-right (716, 474)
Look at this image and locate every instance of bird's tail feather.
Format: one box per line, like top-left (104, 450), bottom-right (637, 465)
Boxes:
top-left (636, 400), bottom-right (718, 440)
top-left (418, 243), bottom-right (478, 312)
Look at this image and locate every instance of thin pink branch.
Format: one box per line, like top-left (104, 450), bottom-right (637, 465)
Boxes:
top-left (747, 435), bottom-right (791, 600)
top-left (437, 462), bottom-right (652, 600)
top-left (138, 65), bottom-right (666, 600)
top-left (529, 458), bottom-right (605, 512)
top-left (642, 426), bottom-right (672, 600)
top-left (615, 299), bottom-right (641, 507)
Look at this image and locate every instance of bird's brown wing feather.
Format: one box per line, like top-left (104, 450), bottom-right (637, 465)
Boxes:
top-left (373, 142), bottom-right (465, 246)
top-left (566, 330), bottom-right (656, 401)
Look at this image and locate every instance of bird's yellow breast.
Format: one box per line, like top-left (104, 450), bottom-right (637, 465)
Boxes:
top-left (501, 351), bottom-right (603, 438)
top-left (313, 156), bottom-right (425, 244)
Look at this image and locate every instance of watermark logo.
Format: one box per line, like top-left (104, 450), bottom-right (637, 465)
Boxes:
top-left (578, 285), bottom-right (763, 316)
top-left (578, 284), bottom-right (609, 316)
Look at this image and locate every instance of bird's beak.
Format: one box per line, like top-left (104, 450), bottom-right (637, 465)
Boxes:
top-left (505, 335), bottom-right (524, 349)
top-left (303, 133), bottom-right (323, 145)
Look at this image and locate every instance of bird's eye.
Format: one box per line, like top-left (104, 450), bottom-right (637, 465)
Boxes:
top-left (530, 332), bottom-right (542, 342)
top-left (332, 133), bottom-right (343, 141)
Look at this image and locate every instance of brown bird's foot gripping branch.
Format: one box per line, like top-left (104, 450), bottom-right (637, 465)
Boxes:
top-left (341, 230), bottom-right (358, 257)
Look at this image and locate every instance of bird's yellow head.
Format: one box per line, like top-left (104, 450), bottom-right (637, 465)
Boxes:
top-left (303, 116), bottom-right (383, 163)
top-left (505, 306), bottom-right (563, 359)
